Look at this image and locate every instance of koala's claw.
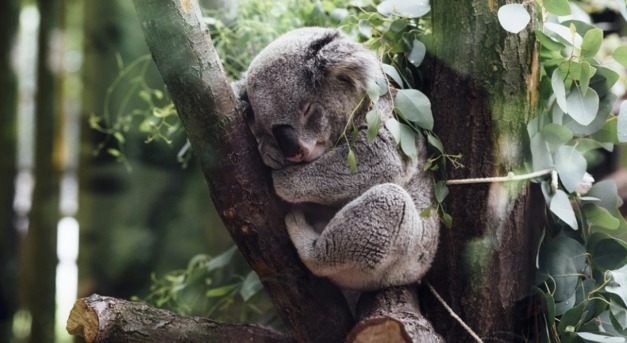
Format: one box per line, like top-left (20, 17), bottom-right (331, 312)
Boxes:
top-left (285, 209), bottom-right (308, 234)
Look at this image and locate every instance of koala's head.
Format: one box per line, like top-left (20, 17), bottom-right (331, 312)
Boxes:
top-left (239, 27), bottom-right (382, 169)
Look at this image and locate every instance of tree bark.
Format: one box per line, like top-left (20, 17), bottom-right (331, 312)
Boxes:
top-left (348, 286), bottom-right (443, 343)
top-left (66, 294), bottom-right (294, 343)
top-left (425, 0), bottom-right (540, 341)
top-left (0, 0), bottom-right (20, 340)
top-left (131, 1), bottom-right (354, 342)
top-left (24, 0), bottom-right (64, 341)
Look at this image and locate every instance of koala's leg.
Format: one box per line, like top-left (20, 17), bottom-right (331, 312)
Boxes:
top-left (286, 183), bottom-right (438, 290)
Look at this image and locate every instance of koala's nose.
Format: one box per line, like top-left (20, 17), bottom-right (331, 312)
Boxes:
top-left (272, 125), bottom-right (302, 159)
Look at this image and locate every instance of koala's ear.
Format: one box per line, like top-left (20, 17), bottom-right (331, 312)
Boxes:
top-left (307, 30), bottom-right (379, 92)
top-left (232, 76), bottom-right (255, 125)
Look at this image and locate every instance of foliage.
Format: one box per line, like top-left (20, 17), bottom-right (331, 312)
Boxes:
top-left (497, 1), bottom-right (627, 341)
top-left (138, 246), bottom-right (282, 328)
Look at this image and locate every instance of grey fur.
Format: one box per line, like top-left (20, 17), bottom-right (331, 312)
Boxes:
top-left (234, 27), bottom-right (439, 291)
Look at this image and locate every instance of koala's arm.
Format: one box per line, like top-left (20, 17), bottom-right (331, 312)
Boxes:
top-left (273, 127), bottom-right (419, 206)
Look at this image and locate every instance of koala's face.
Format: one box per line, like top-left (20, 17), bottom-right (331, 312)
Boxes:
top-left (242, 28), bottom-right (380, 169)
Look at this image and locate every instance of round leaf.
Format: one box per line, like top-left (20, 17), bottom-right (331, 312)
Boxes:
top-left (618, 101), bottom-right (627, 143)
top-left (581, 28), bottom-right (603, 59)
top-left (540, 235), bottom-right (586, 300)
top-left (541, 123), bottom-right (573, 152)
top-left (592, 239), bottom-right (627, 271)
top-left (613, 46), bottom-right (627, 67)
top-left (544, 0), bottom-right (572, 16)
top-left (550, 190), bottom-right (578, 230)
top-left (497, 4), bottom-right (531, 34)
top-left (566, 87), bottom-right (599, 126)
top-left (408, 39), bottom-right (426, 67)
top-left (555, 145), bottom-right (587, 193)
top-left (394, 89), bottom-right (433, 130)
top-left (552, 69), bottom-right (568, 114)
top-left (377, 0), bottom-right (430, 18)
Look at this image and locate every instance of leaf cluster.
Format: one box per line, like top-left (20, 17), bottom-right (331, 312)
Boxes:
top-left (498, 1), bottom-right (627, 341)
top-left (138, 246), bottom-right (281, 328)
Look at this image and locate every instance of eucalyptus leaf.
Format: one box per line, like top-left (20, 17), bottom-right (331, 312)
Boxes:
top-left (566, 86), bottom-right (599, 126)
top-left (581, 28), bottom-right (603, 59)
top-left (536, 30), bottom-right (567, 51)
top-left (617, 101), bottom-right (627, 143)
top-left (545, 22), bottom-right (583, 48)
top-left (584, 204), bottom-right (620, 230)
top-left (607, 265), bottom-right (627, 307)
top-left (549, 190), bottom-right (578, 230)
top-left (576, 332), bottom-right (625, 343)
top-left (347, 149), bottom-right (357, 173)
top-left (592, 239), bottom-right (627, 271)
top-left (541, 123), bottom-right (573, 152)
top-left (385, 117), bottom-right (401, 144)
top-left (399, 123), bottom-right (418, 159)
top-left (610, 296), bottom-right (627, 331)
top-left (408, 39), bottom-right (426, 67)
top-left (579, 61), bottom-right (595, 95)
top-left (366, 109), bottom-right (381, 143)
top-left (377, 0), bottom-right (430, 18)
top-left (530, 134), bottom-right (553, 171)
top-left (558, 297), bottom-right (585, 334)
top-left (427, 133), bottom-right (444, 153)
top-left (555, 145), bottom-right (587, 193)
top-left (382, 64), bottom-right (404, 88)
top-left (497, 4), bottom-right (531, 34)
top-left (206, 246), bottom-right (237, 271)
top-left (394, 89), bottom-right (433, 130)
top-left (544, 0), bottom-right (571, 16)
top-left (613, 46), bottom-right (627, 67)
top-left (239, 271), bottom-right (263, 301)
top-left (358, 19), bottom-right (372, 38)
top-left (435, 181), bottom-right (449, 203)
top-left (587, 180), bottom-right (623, 210)
top-left (552, 69), bottom-right (568, 114)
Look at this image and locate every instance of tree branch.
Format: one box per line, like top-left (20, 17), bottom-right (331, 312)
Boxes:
top-left (66, 294), bottom-right (294, 343)
top-left (130, 1), bottom-right (353, 342)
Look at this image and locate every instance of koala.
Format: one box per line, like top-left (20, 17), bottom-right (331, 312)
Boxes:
top-left (233, 27), bottom-right (440, 291)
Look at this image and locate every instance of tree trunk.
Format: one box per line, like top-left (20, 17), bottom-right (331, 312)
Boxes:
top-left (24, 0), bottom-right (64, 341)
top-left (0, 0), bottom-right (21, 340)
top-left (425, 1), bottom-right (540, 341)
top-left (131, 1), bottom-right (354, 342)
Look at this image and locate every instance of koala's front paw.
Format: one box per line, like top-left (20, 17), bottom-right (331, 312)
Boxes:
top-left (285, 209), bottom-right (309, 238)
top-left (258, 136), bottom-right (285, 169)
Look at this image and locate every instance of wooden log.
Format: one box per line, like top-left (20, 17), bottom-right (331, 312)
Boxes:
top-left (66, 294), bottom-right (295, 343)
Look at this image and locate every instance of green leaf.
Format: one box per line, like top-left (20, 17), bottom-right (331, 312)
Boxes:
top-left (550, 190), bottom-right (578, 230)
top-left (581, 28), bottom-right (603, 59)
top-left (382, 64), bottom-right (404, 88)
top-left (399, 123), bottom-right (417, 159)
top-left (592, 238), bottom-right (627, 270)
top-left (106, 148), bottom-right (121, 157)
top-left (558, 298), bottom-right (585, 334)
top-left (206, 284), bottom-right (238, 297)
top-left (576, 332), bottom-right (625, 342)
top-left (587, 180), bottom-right (623, 210)
top-left (427, 133), bottom-right (444, 153)
top-left (613, 46), bottom-right (627, 67)
top-left (394, 89), bottom-right (433, 130)
top-left (358, 19), bottom-right (372, 38)
top-left (366, 109), bottom-right (381, 143)
top-left (530, 134), bottom-right (553, 171)
top-left (552, 69), bottom-right (568, 114)
top-left (206, 246), bottom-right (237, 272)
top-left (544, 0), bottom-right (571, 16)
top-left (592, 118), bottom-right (619, 144)
top-left (497, 4), bottom-right (531, 34)
top-left (584, 204), bottom-right (620, 230)
top-left (579, 61), bottom-right (595, 95)
top-left (545, 22), bottom-right (582, 48)
top-left (607, 265), bottom-right (627, 307)
top-left (610, 296), bottom-right (627, 331)
top-left (617, 101), bottom-right (627, 143)
top-left (385, 118), bottom-right (401, 144)
top-left (541, 123), bottom-right (573, 152)
top-left (367, 77), bottom-right (388, 102)
top-left (239, 271), bottom-right (263, 302)
top-left (566, 87), bottom-right (599, 126)
top-left (536, 30), bottom-right (566, 51)
top-left (435, 181), bottom-right (449, 203)
top-left (347, 149), bottom-right (357, 173)
top-left (555, 145), bottom-right (587, 193)
top-left (376, 0), bottom-right (430, 18)
top-left (408, 39), bottom-right (426, 67)
top-left (442, 212), bottom-right (453, 229)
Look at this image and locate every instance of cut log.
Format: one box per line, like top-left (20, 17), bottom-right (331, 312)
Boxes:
top-left (66, 294), bottom-right (295, 343)
top-left (347, 286), bottom-right (444, 343)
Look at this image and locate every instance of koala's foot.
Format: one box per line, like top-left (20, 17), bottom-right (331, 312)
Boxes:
top-left (287, 183), bottom-right (439, 291)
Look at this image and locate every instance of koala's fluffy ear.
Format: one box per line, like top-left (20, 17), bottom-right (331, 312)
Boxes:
top-left (307, 30), bottom-right (379, 92)
top-left (232, 76), bottom-right (255, 126)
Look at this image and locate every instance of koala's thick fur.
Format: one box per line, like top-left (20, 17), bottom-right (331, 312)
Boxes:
top-left (233, 27), bottom-right (440, 291)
